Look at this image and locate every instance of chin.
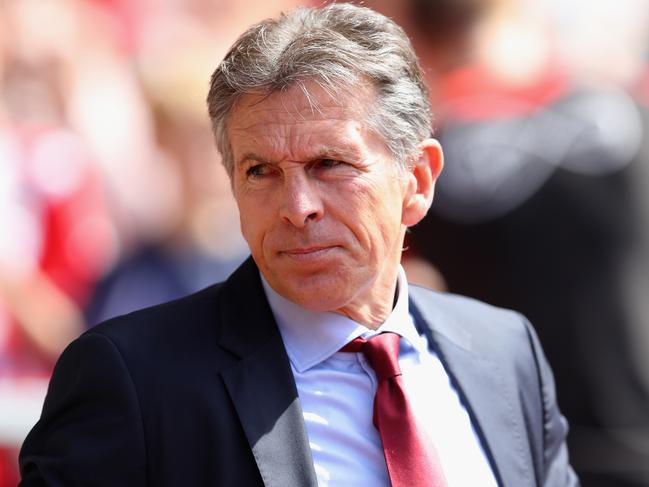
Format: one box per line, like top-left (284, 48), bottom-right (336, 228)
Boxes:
top-left (261, 257), bottom-right (368, 308)
top-left (279, 279), bottom-right (352, 313)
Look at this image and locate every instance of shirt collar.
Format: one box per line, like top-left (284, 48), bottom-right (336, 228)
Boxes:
top-left (261, 266), bottom-right (424, 373)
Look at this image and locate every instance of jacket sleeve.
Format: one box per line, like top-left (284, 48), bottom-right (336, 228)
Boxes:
top-left (523, 319), bottom-right (580, 487)
top-left (18, 332), bottom-right (147, 486)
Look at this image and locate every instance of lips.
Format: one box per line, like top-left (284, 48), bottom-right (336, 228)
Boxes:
top-left (280, 245), bottom-right (340, 261)
top-left (284, 246), bottom-right (331, 254)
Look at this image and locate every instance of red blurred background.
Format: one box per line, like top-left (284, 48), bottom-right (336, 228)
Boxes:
top-left (2, 1), bottom-right (649, 485)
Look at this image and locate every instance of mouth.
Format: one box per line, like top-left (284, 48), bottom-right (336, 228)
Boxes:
top-left (281, 246), bottom-right (339, 261)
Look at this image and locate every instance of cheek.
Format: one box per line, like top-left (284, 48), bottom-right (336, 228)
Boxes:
top-left (237, 215), bottom-right (255, 254)
top-left (237, 199), bottom-right (264, 249)
top-left (343, 188), bottom-right (404, 250)
top-left (371, 186), bottom-right (407, 241)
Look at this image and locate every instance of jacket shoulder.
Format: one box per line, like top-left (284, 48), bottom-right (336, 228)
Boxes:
top-left (408, 284), bottom-right (530, 351)
top-left (92, 282), bottom-right (223, 332)
top-left (83, 282), bottom-right (226, 362)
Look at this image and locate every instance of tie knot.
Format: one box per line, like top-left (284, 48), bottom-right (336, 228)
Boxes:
top-left (342, 332), bottom-right (402, 381)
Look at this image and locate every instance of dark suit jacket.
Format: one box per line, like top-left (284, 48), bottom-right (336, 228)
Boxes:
top-left (19, 257), bottom-right (578, 486)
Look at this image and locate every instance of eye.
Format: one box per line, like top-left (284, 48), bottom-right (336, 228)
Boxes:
top-left (316, 159), bottom-right (343, 169)
top-left (246, 163), bottom-right (272, 178)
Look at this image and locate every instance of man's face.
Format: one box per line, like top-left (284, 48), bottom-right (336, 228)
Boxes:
top-left (228, 82), bottom-right (434, 323)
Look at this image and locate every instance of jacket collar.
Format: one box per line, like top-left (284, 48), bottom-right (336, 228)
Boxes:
top-left (217, 257), bottom-right (318, 487)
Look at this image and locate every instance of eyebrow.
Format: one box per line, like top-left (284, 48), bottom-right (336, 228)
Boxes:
top-left (236, 145), bottom-right (364, 168)
top-left (310, 146), bottom-right (363, 161)
top-left (236, 152), bottom-right (270, 167)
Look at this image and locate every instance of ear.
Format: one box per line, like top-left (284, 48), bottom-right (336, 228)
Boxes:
top-left (401, 138), bottom-right (444, 227)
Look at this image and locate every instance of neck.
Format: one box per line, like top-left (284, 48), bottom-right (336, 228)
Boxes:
top-left (333, 266), bottom-right (401, 330)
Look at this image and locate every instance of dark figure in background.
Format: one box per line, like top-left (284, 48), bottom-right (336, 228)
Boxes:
top-left (411, 95), bottom-right (649, 487)
top-left (19, 4), bottom-right (577, 486)
top-left (381, 0), bottom-right (649, 484)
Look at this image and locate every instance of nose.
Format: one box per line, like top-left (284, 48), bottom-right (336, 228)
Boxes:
top-left (279, 171), bottom-right (323, 228)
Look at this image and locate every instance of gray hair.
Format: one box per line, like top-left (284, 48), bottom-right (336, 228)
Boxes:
top-left (207, 3), bottom-right (432, 176)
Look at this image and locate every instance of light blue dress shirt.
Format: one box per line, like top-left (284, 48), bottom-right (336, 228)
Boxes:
top-left (261, 267), bottom-right (498, 487)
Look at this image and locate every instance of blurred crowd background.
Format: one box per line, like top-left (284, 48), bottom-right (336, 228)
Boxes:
top-left (1, 0), bottom-right (649, 485)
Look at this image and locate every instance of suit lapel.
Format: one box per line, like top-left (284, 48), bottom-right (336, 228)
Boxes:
top-left (218, 258), bottom-right (318, 487)
top-left (410, 290), bottom-right (535, 487)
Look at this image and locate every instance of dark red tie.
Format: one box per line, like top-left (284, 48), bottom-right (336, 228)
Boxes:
top-left (342, 332), bottom-right (448, 487)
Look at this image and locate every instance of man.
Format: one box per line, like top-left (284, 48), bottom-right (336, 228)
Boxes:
top-left (19, 4), bottom-right (577, 486)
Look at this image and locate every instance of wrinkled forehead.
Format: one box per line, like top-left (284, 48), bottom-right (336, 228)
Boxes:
top-left (226, 80), bottom-right (388, 165)
top-left (229, 79), bottom-right (377, 129)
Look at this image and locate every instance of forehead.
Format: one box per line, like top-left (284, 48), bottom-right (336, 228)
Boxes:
top-left (226, 82), bottom-right (382, 163)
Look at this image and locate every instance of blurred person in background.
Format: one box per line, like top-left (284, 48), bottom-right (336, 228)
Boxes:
top-left (355, 0), bottom-right (649, 485)
top-left (0, 1), bottom-right (117, 484)
top-left (18, 3), bottom-right (577, 486)
top-left (83, 6), bottom-right (250, 325)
